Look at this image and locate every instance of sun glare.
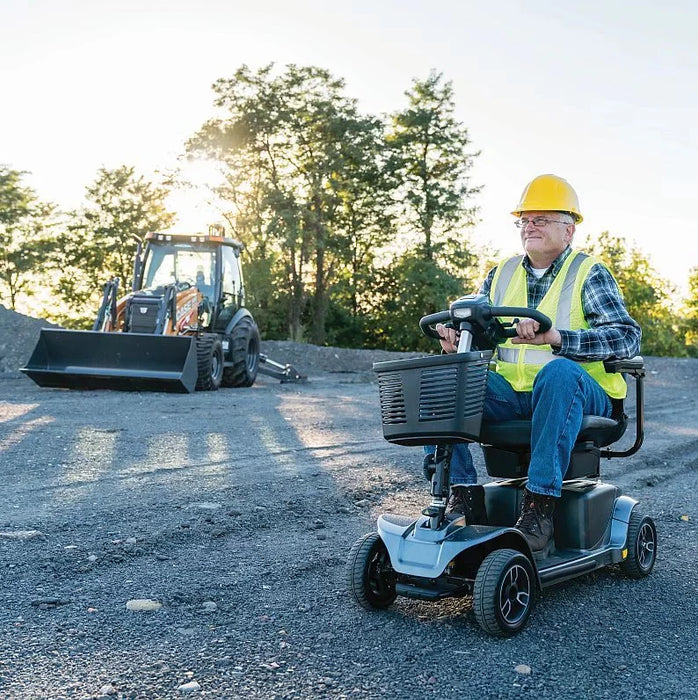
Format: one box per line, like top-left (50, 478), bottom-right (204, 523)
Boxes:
top-left (165, 159), bottom-right (228, 233)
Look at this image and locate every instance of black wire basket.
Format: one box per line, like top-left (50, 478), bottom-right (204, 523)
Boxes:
top-left (373, 351), bottom-right (492, 446)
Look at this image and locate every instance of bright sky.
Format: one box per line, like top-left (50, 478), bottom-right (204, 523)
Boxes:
top-left (1, 0), bottom-right (696, 292)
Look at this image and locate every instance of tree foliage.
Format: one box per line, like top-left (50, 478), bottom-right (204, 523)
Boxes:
top-left (53, 166), bottom-right (174, 326)
top-left (387, 71), bottom-right (481, 262)
top-left (586, 233), bottom-right (689, 356)
top-left (0, 166), bottom-right (56, 310)
top-left (188, 64), bottom-right (401, 344)
top-left (682, 267), bottom-right (698, 356)
top-left (366, 253), bottom-right (467, 352)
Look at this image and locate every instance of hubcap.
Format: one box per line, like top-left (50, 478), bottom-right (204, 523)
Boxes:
top-left (211, 353), bottom-right (220, 379)
top-left (367, 546), bottom-right (394, 600)
top-left (246, 339), bottom-right (258, 372)
top-left (499, 563), bottom-right (531, 624)
top-left (637, 522), bottom-right (656, 570)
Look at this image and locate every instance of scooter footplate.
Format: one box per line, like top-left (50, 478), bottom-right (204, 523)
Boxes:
top-left (377, 514), bottom-right (520, 579)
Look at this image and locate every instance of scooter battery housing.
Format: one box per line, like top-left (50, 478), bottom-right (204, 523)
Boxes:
top-left (556, 482), bottom-right (619, 550)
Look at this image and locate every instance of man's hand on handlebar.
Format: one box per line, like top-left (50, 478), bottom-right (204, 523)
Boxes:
top-left (511, 319), bottom-right (562, 348)
top-left (436, 323), bottom-right (459, 353)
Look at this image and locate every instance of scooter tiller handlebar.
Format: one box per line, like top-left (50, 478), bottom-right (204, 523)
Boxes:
top-left (419, 306), bottom-right (552, 341)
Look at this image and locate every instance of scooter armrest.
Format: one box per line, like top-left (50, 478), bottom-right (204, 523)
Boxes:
top-left (603, 356), bottom-right (644, 376)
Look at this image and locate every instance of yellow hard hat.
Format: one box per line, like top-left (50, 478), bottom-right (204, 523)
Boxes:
top-left (511, 174), bottom-right (583, 223)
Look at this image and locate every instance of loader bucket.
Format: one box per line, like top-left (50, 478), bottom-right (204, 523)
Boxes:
top-left (20, 329), bottom-right (198, 393)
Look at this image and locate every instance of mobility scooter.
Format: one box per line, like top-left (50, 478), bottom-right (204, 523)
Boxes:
top-left (346, 295), bottom-right (657, 636)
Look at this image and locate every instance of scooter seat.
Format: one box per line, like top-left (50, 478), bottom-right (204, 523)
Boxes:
top-left (480, 414), bottom-right (627, 449)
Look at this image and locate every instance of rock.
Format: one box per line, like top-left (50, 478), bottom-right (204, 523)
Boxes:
top-left (514, 664), bottom-right (532, 675)
top-left (202, 601), bottom-right (218, 612)
top-left (99, 683), bottom-right (117, 696)
top-left (31, 598), bottom-right (71, 608)
top-left (126, 598), bottom-right (162, 611)
top-left (176, 680), bottom-right (201, 693)
top-left (0, 530), bottom-right (44, 540)
top-left (191, 502), bottom-right (222, 510)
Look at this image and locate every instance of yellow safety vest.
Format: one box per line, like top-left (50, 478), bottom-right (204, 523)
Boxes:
top-left (490, 250), bottom-right (627, 399)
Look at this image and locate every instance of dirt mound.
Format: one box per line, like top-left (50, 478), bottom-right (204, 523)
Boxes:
top-left (0, 306), bottom-right (423, 376)
top-left (0, 304), bottom-right (60, 374)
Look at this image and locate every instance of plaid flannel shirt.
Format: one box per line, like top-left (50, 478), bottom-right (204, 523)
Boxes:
top-left (480, 247), bottom-right (641, 361)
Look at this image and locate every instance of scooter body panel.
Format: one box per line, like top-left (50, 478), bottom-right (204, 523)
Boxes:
top-left (609, 493), bottom-right (638, 553)
top-left (377, 513), bottom-right (531, 580)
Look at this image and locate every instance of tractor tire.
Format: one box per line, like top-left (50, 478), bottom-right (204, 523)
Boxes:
top-left (222, 317), bottom-right (260, 388)
top-left (195, 334), bottom-right (224, 391)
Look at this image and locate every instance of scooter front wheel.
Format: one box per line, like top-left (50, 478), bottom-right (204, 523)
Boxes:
top-left (474, 548), bottom-right (535, 637)
top-left (346, 532), bottom-right (397, 610)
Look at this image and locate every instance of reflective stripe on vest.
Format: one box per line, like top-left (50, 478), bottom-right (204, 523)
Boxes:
top-left (555, 251), bottom-right (590, 329)
top-left (490, 251), bottom-right (627, 399)
top-left (497, 347), bottom-right (561, 364)
top-left (491, 256), bottom-right (522, 306)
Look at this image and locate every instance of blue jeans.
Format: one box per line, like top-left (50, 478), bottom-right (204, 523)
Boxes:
top-left (425, 359), bottom-right (612, 497)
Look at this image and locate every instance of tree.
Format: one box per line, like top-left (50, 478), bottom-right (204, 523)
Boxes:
top-left (363, 71), bottom-right (484, 349)
top-left (0, 166), bottom-right (56, 310)
top-left (387, 71), bottom-right (481, 262)
top-left (586, 233), bottom-right (687, 356)
top-left (367, 252), bottom-right (466, 352)
top-left (682, 267), bottom-right (698, 356)
top-left (329, 115), bottom-right (396, 325)
top-left (189, 64), bottom-right (397, 344)
top-left (54, 166), bottom-right (174, 326)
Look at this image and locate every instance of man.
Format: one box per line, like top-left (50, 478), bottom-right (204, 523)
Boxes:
top-left (431, 174), bottom-right (641, 556)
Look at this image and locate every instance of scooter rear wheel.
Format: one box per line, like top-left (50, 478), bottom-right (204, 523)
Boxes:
top-left (474, 548), bottom-right (535, 637)
top-left (346, 533), bottom-right (396, 610)
top-left (620, 509), bottom-right (657, 578)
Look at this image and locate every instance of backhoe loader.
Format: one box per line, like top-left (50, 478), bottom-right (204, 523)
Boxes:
top-left (21, 225), bottom-right (304, 393)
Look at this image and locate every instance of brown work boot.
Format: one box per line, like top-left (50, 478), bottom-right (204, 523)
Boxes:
top-left (515, 488), bottom-right (555, 556)
top-left (446, 485), bottom-right (489, 525)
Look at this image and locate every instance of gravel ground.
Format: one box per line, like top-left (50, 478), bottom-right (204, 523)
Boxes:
top-left (0, 306), bottom-right (697, 699)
